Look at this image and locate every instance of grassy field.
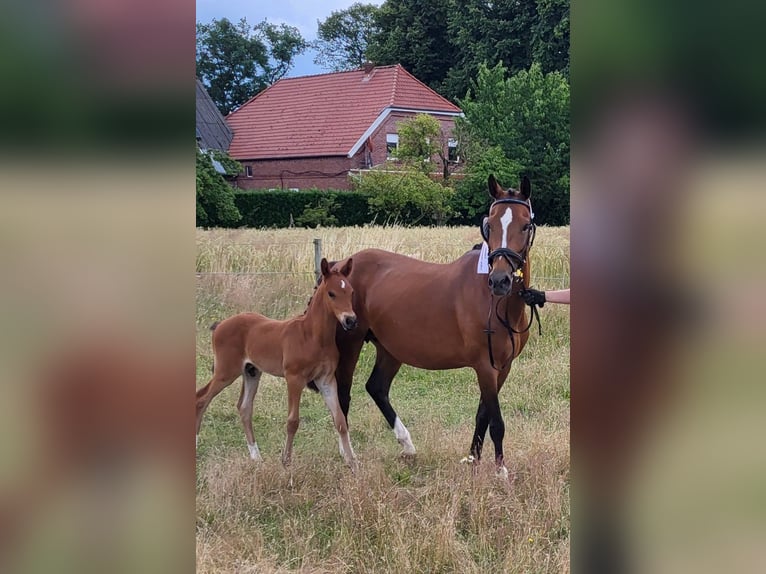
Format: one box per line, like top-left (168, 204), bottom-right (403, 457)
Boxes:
top-left (196, 225), bottom-right (570, 573)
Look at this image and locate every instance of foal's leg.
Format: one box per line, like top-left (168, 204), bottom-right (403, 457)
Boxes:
top-left (366, 343), bottom-right (415, 455)
top-left (316, 374), bottom-right (356, 469)
top-left (196, 361), bottom-right (242, 441)
top-left (281, 376), bottom-right (304, 467)
top-left (236, 365), bottom-right (263, 461)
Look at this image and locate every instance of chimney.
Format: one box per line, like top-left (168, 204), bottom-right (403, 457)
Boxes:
top-left (363, 62), bottom-right (375, 74)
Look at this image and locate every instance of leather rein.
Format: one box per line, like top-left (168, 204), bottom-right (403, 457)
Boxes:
top-left (481, 197), bottom-right (542, 371)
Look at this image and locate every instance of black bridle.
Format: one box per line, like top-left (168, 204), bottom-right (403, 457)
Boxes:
top-left (482, 198), bottom-right (537, 274)
top-left (480, 197), bottom-right (541, 371)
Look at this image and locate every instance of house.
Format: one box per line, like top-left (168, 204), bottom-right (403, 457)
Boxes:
top-left (196, 78), bottom-right (233, 153)
top-left (226, 64), bottom-right (463, 190)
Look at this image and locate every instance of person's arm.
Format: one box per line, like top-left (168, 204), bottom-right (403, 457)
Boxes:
top-left (544, 289), bottom-right (570, 305)
top-left (521, 287), bottom-right (571, 306)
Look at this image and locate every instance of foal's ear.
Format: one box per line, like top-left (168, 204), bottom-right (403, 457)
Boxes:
top-left (519, 175), bottom-right (531, 200)
top-left (320, 257), bottom-right (330, 277)
top-left (339, 257), bottom-right (353, 277)
top-left (487, 174), bottom-right (503, 199)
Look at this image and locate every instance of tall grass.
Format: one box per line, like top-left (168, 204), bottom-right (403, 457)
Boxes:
top-left (196, 225), bottom-right (570, 573)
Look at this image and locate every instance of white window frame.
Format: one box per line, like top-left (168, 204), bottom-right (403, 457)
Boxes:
top-left (386, 133), bottom-right (399, 160)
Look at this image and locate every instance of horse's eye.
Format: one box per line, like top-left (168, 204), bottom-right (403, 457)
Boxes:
top-left (523, 223), bottom-right (532, 231)
top-left (328, 291), bottom-right (336, 299)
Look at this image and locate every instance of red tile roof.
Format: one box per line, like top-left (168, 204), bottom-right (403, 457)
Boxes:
top-left (226, 64), bottom-right (462, 160)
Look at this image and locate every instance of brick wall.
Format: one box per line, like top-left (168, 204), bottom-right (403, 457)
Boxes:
top-left (233, 155), bottom-right (362, 190)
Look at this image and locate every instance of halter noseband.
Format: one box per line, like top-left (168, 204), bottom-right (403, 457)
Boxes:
top-left (482, 198), bottom-right (536, 276)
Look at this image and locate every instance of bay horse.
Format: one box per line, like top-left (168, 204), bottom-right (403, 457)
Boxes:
top-left (195, 258), bottom-right (358, 469)
top-left (331, 175), bottom-right (537, 476)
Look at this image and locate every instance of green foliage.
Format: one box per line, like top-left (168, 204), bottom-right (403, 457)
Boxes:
top-left (396, 114), bottom-right (445, 176)
top-left (314, 3), bottom-right (380, 71)
top-left (233, 190), bottom-right (371, 228)
top-left (196, 18), bottom-right (307, 115)
top-left (295, 195), bottom-right (339, 228)
top-left (442, 0), bottom-right (569, 99)
top-left (458, 62), bottom-right (569, 225)
top-left (354, 169), bottom-right (455, 226)
top-left (196, 148), bottom-right (241, 227)
top-left (368, 0), bottom-right (569, 101)
top-left (451, 147), bottom-right (523, 225)
top-left (367, 0), bottom-right (453, 92)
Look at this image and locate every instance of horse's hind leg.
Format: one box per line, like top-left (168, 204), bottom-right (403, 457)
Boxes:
top-left (366, 343), bottom-right (415, 456)
top-left (196, 363), bottom-right (241, 441)
top-left (237, 363), bottom-right (263, 461)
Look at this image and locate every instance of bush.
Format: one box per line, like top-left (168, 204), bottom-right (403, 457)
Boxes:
top-left (196, 148), bottom-right (241, 227)
top-left (353, 169), bottom-right (454, 226)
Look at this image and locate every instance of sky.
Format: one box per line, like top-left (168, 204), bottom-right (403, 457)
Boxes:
top-left (196, 0), bottom-right (382, 78)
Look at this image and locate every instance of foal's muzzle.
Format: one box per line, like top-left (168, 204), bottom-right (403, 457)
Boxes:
top-left (340, 313), bottom-right (358, 331)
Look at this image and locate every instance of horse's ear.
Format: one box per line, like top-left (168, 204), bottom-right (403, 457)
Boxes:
top-left (320, 258), bottom-right (330, 277)
top-left (487, 174), bottom-right (503, 199)
top-left (339, 257), bottom-right (353, 277)
top-left (520, 175), bottom-right (531, 200)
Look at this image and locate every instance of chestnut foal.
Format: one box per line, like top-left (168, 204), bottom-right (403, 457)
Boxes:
top-left (195, 258), bottom-right (358, 468)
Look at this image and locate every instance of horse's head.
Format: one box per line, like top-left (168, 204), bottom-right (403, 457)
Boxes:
top-left (319, 257), bottom-right (357, 331)
top-left (482, 174), bottom-right (536, 296)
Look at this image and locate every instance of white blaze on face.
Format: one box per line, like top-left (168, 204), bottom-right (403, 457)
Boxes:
top-left (340, 280), bottom-right (346, 289)
top-left (500, 207), bottom-right (514, 248)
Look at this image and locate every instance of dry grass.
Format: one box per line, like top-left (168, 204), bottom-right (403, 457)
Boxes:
top-left (196, 225), bottom-right (570, 573)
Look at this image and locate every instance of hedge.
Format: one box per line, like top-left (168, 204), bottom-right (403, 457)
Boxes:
top-left (228, 187), bottom-right (562, 229)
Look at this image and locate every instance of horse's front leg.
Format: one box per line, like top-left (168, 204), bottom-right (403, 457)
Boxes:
top-left (471, 368), bottom-right (508, 477)
top-left (282, 374), bottom-right (304, 467)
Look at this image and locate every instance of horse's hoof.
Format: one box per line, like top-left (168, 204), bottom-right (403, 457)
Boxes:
top-left (459, 455), bottom-right (476, 465)
top-left (496, 465), bottom-right (510, 480)
top-left (247, 443), bottom-right (263, 462)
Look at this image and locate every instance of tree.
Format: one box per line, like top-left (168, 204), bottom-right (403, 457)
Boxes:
top-left (366, 0), bottom-right (569, 102)
top-left (443, 0), bottom-right (569, 100)
top-left (354, 168), bottom-right (454, 226)
top-left (396, 114), bottom-right (453, 181)
top-left (458, 62), bottom-right (569, 225)
top-left (367, 0), bottom-right (453, 92)
top-left (196, 148), bottom-right (241, 227)
top-left (256, 21), bottom-right (309, 84)
top-left (196, 18), bottom-right (307, 115)
top-left (313, 3), bottom-right (380, 72)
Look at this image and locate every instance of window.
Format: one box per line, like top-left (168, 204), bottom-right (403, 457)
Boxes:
top-left (386, 133), bottom-right (399, 160)
top-left (245, 165), bottom-right (253, 178)
top-left (448, 139), bottom-right (459, 163)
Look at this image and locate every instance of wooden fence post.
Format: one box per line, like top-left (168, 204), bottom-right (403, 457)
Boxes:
top-left (313, 238), bottom-right (322, 282)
